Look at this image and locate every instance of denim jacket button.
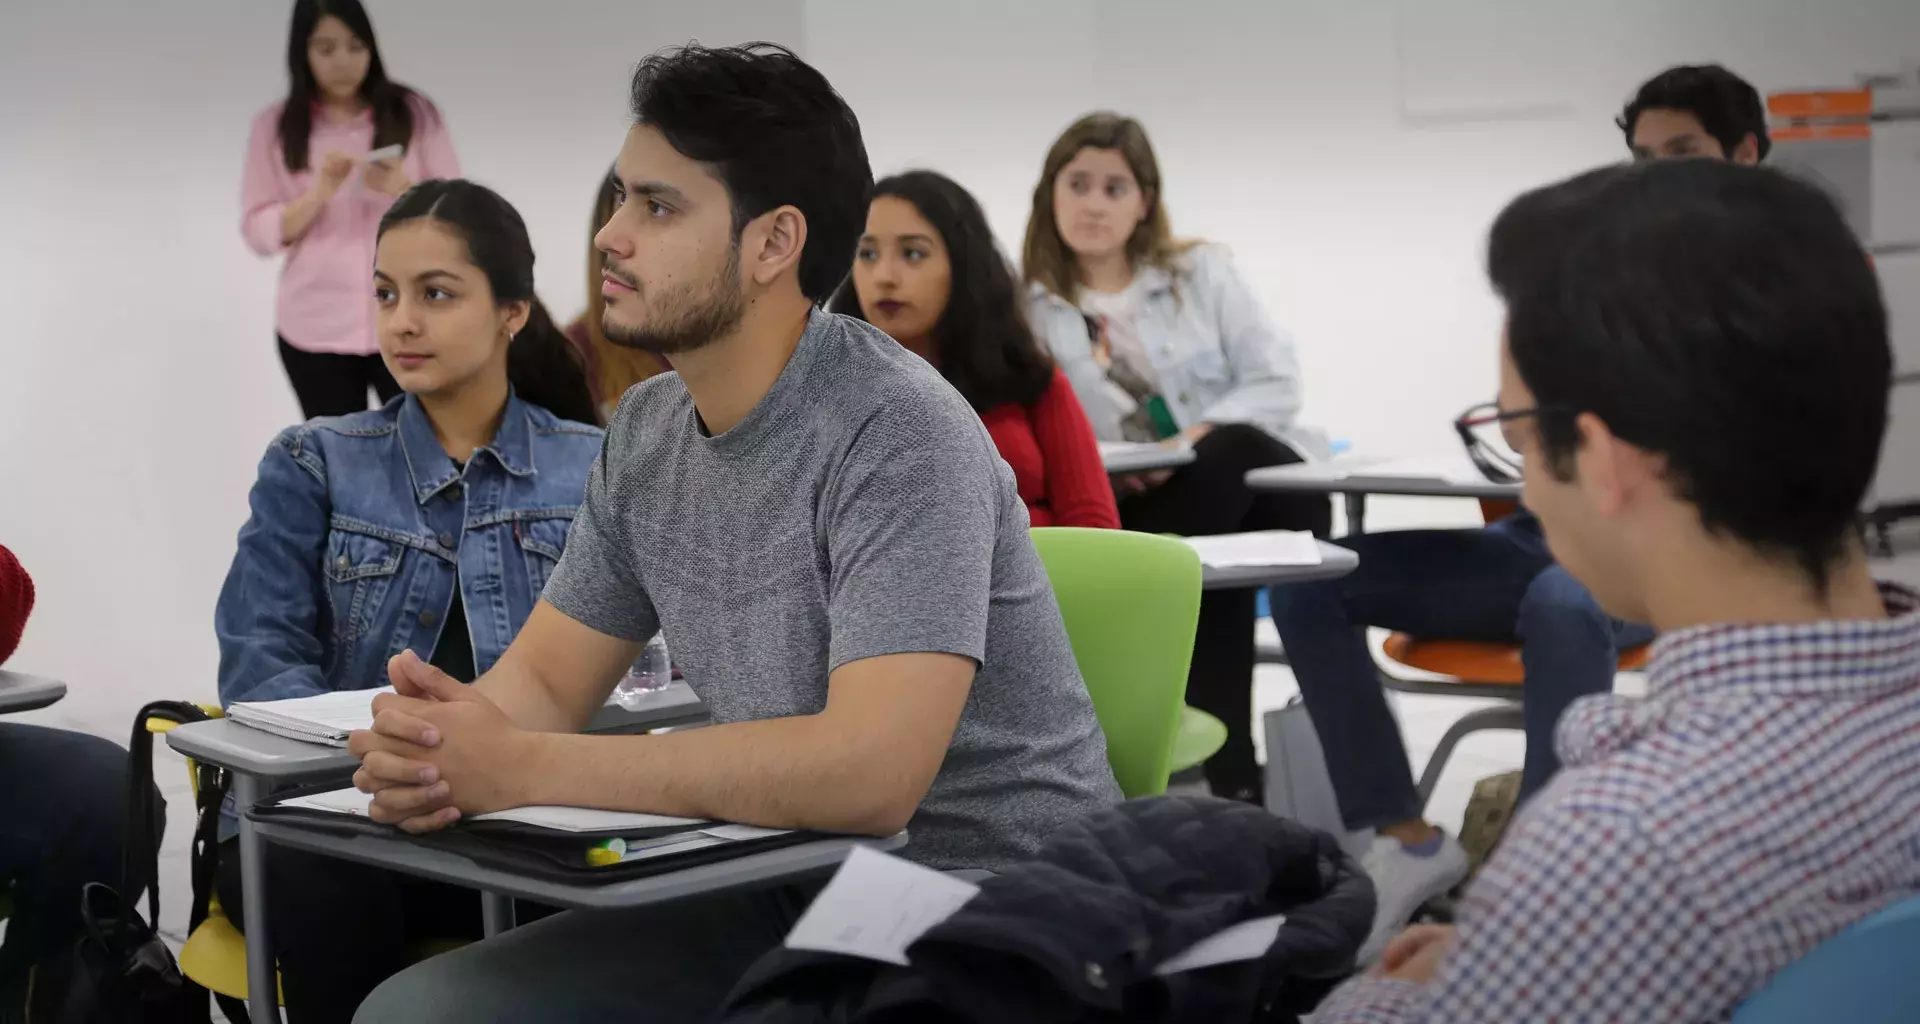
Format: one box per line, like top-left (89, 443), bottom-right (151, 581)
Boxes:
top-left (335, 555), bottom-right (349, 571)
top-left (419, 609), bottom-right (440, 628)
top-left (437, 532), bottom-right (455, 549)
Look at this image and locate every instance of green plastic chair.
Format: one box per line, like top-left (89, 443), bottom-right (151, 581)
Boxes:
top-left (1031, 528), bottom-right (1204, 798)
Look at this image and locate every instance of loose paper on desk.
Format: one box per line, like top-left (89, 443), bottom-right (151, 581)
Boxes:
top-left (784, 846), bottom-right (980, 965)
top-left (1183, 530), bottom-right (1323, 568)
top-left (227, 686), bottom-right (391, 746)
top-left (279, 788), bottom-right (711, 833)
top-left (1153, 914), bottom-right (1287, 975)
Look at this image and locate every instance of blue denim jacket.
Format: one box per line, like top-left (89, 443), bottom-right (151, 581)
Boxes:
top-left (1025, 243), bottom-right (1329, 459)
top-left (215, 392), bottom-right (602, 706)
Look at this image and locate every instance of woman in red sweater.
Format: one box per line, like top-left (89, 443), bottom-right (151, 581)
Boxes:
top-left (833, 170), bottom-right (1119, 529)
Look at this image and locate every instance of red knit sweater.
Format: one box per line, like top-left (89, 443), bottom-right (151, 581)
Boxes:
top-left (978, 369), bottom-right (1121, 529)
top-left (0, 545), bottom-right (32, 666)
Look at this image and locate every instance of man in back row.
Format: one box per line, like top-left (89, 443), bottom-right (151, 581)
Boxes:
top-left (344, 43), bottom-right (1120, 1021)
top-left (1317, 153), bottom-right (1920, 1019)
top-left (1268, 63), bottom-right (1771, 956)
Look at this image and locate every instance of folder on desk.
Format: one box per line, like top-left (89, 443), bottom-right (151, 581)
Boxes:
top-left (250, 785), bottom-right (824, 884)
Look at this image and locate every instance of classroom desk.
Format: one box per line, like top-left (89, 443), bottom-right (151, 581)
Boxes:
top-left (1100, 441), bottom-right (1197, 476)
top-left (167, 682), bottom-right (706, 1024)
top-left (253, 817), bottom-right (904, 921)
top-left (1245, 456), bottom-right (1521, 535)
top-left (0, 670), bottom-right (67, 714)
top-left (1198, 542), bottom-right (1359, 590)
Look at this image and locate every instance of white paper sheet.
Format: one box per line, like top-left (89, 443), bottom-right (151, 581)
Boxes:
top-left (1154, 914), bottom-right (1287, 975)
top-left (279, 787), bottom-right (710, 833)
top-left (1182, 530), bottom-right (1323, 568)
top-left (784, 847), bottom-right (980, 965)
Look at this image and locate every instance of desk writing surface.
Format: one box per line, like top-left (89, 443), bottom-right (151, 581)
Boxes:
top-left (168, 682), bottom-right (707, 779)
top-left (0, 670), bottom-right (68, 714)
top-left (1245, 456), bottom-right (1520, 500)
top-left (1199, 543), bottom-right (1359, 590)
top-left (253, 818), bottom-right (905, 911)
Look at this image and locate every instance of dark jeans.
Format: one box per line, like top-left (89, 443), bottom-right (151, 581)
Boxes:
top-left (215, 837), bottom-right (484, 1024)
top-left (278, 336), bottom-right (402, 420)
top-left (1120, 423), bottom-right (1333, 801)
top-left (0, 725), bottom-right (160, 998)
top-left (353, 882), bottom-right (821, 1022)
top-left (1268, 519), bottom-right (1656, 830)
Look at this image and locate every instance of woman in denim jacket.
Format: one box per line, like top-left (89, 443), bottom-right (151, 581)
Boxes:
top-left (212, 179), bottom-right (599, 1022)
top-left (1023, 113), bottom-right (1332, 806)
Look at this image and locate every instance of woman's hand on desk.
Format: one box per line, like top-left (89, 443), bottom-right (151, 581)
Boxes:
top-left (347, 650), bottom-right (534, 833)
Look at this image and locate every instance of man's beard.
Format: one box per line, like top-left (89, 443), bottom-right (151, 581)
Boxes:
top-left (601, 247), bottom-right (747, 356)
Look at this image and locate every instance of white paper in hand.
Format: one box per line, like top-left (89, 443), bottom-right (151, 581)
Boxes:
top-left (1153, 914), bottom-right (1287, 975)
top-left (783, 847), bottom-right (980, 965)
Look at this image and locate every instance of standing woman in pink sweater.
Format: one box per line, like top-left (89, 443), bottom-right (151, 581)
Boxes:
top-left (242, 0), bottom-right (460, 419)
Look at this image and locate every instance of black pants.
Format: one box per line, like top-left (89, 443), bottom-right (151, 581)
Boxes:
top-left (278, 336), bottom-right (402, 420)
top-left (215, 837), bottom-right (484, 1024)
top-left (0, 725), bottom-right (162, 1004)
top-left (1119, 423), bottom-right (1332, 802)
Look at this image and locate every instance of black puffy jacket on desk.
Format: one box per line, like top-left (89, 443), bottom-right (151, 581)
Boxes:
top-left (716, 795), bottom-right (1377, 1024)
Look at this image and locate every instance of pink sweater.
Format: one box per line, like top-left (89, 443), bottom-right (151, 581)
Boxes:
top-left (241, 98), bottom-right (460, 355)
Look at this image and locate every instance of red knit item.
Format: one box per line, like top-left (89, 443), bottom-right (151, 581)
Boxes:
top-left (0, 544), bottom-right (33, 666)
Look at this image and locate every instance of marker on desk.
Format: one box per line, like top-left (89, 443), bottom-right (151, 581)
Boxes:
top-left (585, 831), bottom-right (716, 867)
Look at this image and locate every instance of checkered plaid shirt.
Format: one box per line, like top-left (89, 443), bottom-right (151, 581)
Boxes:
top-left (1316, 583), bottom-right (1920, 1023)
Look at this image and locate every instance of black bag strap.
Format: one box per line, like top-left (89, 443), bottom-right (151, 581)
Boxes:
top-left (124, 701), bottom-right (218, 935)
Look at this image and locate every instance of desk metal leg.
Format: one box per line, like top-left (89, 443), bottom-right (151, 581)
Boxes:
top-left (234, 774), bottom-right (280, 1024)
top-left (481, 891), bottom-right (515, 937)
top-left (1343, 493), bottom-right (1368, 536)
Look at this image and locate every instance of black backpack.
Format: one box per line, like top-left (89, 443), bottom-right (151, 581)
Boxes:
top-left (26, 701), bottom-right (240, 1023)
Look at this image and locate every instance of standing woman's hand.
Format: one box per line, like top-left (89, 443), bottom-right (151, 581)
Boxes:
top-left (280, 151), bottom-right (357, 246)
top-left (315, 150), bottom-right (356, 198)
top-left (361, 157), bottom-right (411, 197)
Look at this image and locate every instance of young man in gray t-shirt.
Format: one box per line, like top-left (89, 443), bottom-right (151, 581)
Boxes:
top-left (346, 44), bottom-right (1118, 1022)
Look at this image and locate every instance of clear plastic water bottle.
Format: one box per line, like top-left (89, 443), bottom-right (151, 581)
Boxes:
top-left (612, 633), bottom-right (672, 708)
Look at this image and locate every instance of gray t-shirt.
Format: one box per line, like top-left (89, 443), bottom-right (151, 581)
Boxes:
top-left (543, 310), bottom-right (1121, 869)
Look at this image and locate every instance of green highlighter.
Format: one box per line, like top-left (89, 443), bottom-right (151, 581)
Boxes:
top-left (585, 830), bottom-right (719, 867)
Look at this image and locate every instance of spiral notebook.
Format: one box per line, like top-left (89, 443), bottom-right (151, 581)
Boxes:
top-left (226, 687), bottom-right (391, 746)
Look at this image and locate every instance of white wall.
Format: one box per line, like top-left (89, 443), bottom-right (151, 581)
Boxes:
top-left (1, 0), bottom-right (1916, 928)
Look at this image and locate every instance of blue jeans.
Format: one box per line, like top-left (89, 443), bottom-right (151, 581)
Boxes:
top-left (1268, 520), bottom-right (1654, 830)
top-left (0, 724), bottom-right (161, 998)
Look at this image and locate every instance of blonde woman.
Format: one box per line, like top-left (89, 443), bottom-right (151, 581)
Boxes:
top-left (1023, 112), bottom-right (1330, 804)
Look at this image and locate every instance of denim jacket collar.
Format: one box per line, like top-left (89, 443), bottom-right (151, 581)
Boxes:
top-left (397, 391), bottom-right (538, 505)
top-left (1029, 262), bottom-right (1177, 312)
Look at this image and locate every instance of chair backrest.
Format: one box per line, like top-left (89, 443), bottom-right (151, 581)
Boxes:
top-left (1030, 527), bottom-right (1202, 799)
top-left (1733, 894), bottom-right (1920, 1022)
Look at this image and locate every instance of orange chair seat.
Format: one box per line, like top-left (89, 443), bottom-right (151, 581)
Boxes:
top-left (1383, 633), bottom-right (1651, 686)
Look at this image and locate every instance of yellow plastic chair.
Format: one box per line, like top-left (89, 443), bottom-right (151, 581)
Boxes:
top-left (148, 706), bottom-right (472, 1010)
top-left (144, 707), bottom-right (282, 1007)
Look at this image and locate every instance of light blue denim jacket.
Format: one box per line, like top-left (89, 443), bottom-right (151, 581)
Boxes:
top-left (1025, 243), bottom-right (1328, 458)
top-left (214, 392), bottom-right (602, 708)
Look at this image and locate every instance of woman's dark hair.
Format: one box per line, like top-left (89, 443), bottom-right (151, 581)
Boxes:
top-left (1617, 64), bottom-right (1771, 161)
top-left (278, 0), bottom-right (431, 172)
top-left (1487, 159), bottom-right (1887, 586)
top-left (377, 180), bottom-right (598, 426)
top-left (830, 171), bottom-right (1054, 413)
top-left (628, 42), bottom-right (873, 303)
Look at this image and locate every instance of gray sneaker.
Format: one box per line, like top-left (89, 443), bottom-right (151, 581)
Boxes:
top-left (1356, 832), bottom-right (1470, 964)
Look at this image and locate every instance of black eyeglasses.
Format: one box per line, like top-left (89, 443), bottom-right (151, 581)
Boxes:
top-left (1452, 402), bottom-right (1570, 484)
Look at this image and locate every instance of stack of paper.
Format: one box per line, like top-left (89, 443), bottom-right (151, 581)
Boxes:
top-left (1182, 530), bottom-right (1323, 568)
top-left (227, 687), bottom-right (390, 746)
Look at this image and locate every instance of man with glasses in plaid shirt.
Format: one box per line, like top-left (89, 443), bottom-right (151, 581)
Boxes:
top-left (1269, 65), bottom-right (1772, 959)
top-left (1315, 151), bottom-right (1917, 1021)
